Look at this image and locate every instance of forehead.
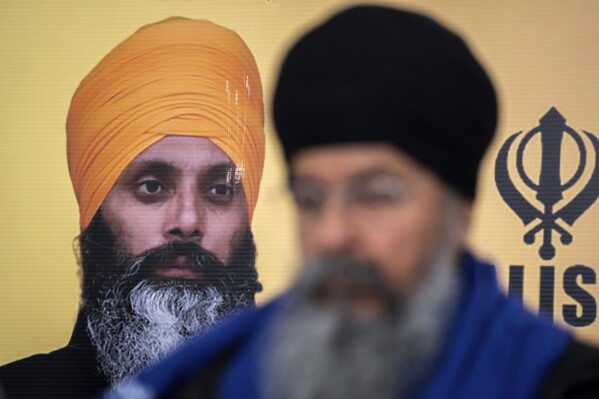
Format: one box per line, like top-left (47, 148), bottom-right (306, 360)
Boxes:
top-left (291, 142), bottom-right (427, 182)
top-left (129, 136), bottom-right (230, 170)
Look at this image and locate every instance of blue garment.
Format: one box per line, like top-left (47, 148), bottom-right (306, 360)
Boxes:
top-left (105, 252), bottom-right (570, 399)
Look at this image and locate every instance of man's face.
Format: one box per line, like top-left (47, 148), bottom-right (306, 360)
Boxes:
top-left (102, 136), bottom-right (250, 279)
top-left (80, 135), bottom-right (259, 384)
top-left (264, 143), bottom-right (469, 399)
top-left (290, 143), bottom-right (470, 299)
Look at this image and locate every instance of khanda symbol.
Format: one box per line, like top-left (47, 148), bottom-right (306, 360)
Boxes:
top-left (495, 107), bottom-right (599, 260)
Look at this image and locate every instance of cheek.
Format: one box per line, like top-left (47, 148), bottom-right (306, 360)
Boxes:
top-left (200, 207), bottom-right (249, 263)
top-left (298, 222), bottom-right (316, 257)
top-left (117, 218), bottom-right (165, 255)
top-left (102, 195), bottom-right (166, 255)
top-left (362, 209), bottom-right (442, 291)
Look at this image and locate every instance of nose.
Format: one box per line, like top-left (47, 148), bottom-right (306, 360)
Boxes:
top-left (313, 199), bottom-right (356, 255)
top-left (164, 186), bottom-right (202, 241)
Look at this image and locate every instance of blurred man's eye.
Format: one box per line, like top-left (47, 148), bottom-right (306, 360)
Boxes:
top-left (352, 190), bottom-right (397, 205)
top-left (351, 175), bottom-right (408, 207)
top-left (292, 186), bottom-right (326, 212)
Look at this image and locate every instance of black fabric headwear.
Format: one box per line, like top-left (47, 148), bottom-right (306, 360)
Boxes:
top-left (273, 5), bottom-right (497, 199)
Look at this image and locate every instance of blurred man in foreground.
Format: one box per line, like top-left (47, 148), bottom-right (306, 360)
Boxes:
top-left (0, 17), bottom-right (265, 398)
top-left (107, 5), bottom-right (599, 399)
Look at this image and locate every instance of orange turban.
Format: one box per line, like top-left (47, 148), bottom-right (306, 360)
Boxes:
top-left (67, 17), bottom-right (265, 229)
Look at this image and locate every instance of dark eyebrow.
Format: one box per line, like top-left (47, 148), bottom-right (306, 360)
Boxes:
top-left (200, 162), bottom-right (232, 180)
top-left (288, 173), bottom-right (321, 190)
top-left (348, 167), bottom-right (401, 182)
top-left (119, 160), bottom-right (178, 183)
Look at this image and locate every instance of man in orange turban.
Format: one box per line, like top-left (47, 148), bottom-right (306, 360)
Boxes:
top-left (0, 17), bottom-right (265, 398)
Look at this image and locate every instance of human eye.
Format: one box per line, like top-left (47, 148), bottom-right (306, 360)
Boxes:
top-left (291, 183), bottom-right (326, 213)
top-left (135, 178), bottom-right (168, 202)
top-left (351, 175), bottom-right (407, 206)
top-left (206, 181), bottom-right (237, 205)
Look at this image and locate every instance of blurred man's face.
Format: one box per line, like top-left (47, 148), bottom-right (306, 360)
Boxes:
top-left (290, 143), bottom-right (470, 300)
top-left (102, 136), bottom-right (250, 278)
top-left (264, 143), bottom-right (469, 399)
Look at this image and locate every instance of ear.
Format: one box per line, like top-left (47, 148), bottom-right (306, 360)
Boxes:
top-left (441, 187), bottom-right (472, 248)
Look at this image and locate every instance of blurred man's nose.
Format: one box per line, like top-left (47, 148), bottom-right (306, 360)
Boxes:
top-left (164, 186), bottom-right (203, 241)
top-left (313, 200), bottom-right (356, 254)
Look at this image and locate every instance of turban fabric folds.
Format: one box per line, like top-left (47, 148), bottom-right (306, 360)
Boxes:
top-left (67, 17), bottom-right (264, 229)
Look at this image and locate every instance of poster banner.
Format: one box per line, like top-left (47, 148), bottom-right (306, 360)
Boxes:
top-left (1, 0), bottom-right (598, 373)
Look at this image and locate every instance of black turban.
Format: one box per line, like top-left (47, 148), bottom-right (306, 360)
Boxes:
top-left (273, 5), bottom-right (497, 199)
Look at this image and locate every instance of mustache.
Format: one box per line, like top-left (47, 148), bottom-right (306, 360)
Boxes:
top-left (121, 241), bottom-right (226, 283)
top-left (294, 255), bottom-right (399, 313)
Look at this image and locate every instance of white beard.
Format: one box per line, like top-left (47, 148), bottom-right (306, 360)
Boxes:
top-left (87, 280), bottom-right (240, 385)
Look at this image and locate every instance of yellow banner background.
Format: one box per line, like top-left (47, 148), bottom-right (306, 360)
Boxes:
top-left (2, 0), bottom-right (599, 365)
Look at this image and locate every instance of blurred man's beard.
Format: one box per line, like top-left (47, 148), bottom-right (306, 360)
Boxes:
top-left (79, 213), bottom-right (261, 385)
top-left (261, 210), bottom-right (463, 399)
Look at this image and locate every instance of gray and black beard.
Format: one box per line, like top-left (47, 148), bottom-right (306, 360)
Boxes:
top-left (79, 214), bottom-right (260, 385)
top-left (261, 201), bottom-right (463, 399)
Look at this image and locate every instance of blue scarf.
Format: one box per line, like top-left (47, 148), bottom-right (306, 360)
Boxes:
top-left (413, 253), bottom-right (570, 399)
top-left (107, 252), bottom-right (570, 399)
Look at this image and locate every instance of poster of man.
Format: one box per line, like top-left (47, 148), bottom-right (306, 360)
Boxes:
top-left (0, 14), bottom-right (267, 398)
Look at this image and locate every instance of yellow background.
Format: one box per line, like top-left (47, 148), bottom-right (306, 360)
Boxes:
top-left (2, 0), bottom-right (599, 365)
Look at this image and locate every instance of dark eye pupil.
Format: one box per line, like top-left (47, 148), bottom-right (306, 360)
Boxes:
top-left (146, 181), bottom-right (160, 193)
top-left (215, 184), bottom-right (232, 195)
